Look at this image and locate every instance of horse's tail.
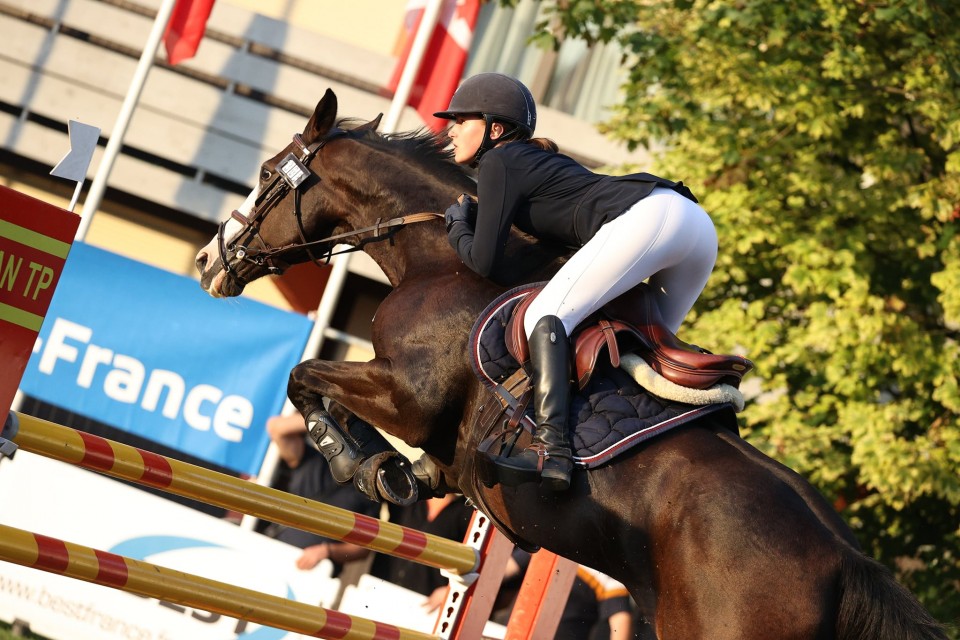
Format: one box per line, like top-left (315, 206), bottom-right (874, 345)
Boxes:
top-left (835, 547), bottom-right (949, 640)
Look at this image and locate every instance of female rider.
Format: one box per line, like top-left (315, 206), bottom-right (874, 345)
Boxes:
top-left (435, 73), bottom-right (718, 492)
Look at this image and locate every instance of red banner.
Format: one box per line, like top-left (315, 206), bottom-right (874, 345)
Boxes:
top-left (0, 186), bottom-right (79, 424)
top-left (388, 0), bottom-right (481, 133)
top-left (164, 0), bottom-right (216, 65)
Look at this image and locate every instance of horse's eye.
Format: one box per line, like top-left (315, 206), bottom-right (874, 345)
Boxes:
top-left (260, 168), bottom-right (271, 181)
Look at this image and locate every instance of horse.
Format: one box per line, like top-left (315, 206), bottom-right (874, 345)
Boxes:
top-left (194, 89), bottom-right (947, 640)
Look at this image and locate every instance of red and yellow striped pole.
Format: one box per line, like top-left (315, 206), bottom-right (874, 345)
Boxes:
top-left (8, 411), bottom-right (478, 576)
top-left (0, 522), bottom-right (436, 640)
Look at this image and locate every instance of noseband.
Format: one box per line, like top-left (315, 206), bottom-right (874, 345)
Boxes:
top-left (217, 129), bottom-right (441, 285)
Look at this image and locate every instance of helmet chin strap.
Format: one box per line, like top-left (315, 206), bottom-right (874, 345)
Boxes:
top-left (471, 116), bottom-right (526, 167)
top-left (471, 116), bottom-right (498, 167)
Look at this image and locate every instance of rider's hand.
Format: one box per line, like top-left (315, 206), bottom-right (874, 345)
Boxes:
top-left (445, 194), bottom-right (477, 231)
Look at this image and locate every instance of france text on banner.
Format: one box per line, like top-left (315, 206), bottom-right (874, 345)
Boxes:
top-left (388, 0), bottom-right (481, 133)
top-left (164, 0), bottom-right (216, 65)
top-left (18, 242), bottom-right (312, 476)
top-left (0, 186), bottom-right (80, 425)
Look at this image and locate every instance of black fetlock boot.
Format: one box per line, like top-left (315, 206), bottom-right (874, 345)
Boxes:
top-left (305, 409), bottom-right (366, 483)
top-left (497, 315), bottom-right (574, 492)
top-left (305, 410), bottom-right (418, 505)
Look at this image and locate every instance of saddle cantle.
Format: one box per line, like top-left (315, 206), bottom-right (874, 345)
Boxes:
top-left (505, 282), bottom-right (753, 390)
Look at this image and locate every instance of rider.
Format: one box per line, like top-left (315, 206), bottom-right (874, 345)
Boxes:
top-left (435, 72), bottom-right (718, 493)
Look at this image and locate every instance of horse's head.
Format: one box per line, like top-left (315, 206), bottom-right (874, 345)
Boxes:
top-left (195, 88), bottom-right (393, 297)
top-left (197, 87), bottom-right (569, 298)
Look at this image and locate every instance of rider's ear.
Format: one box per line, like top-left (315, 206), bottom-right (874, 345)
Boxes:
top-left (305, 88), bottom-right (338, 139)
top-left (355, 113), bottom-right (383, 133)
top-left (489, 122), bottom-right (505, 140)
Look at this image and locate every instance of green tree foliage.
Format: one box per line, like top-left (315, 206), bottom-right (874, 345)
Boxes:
top-left (530, 0), bottom-right (960, 624)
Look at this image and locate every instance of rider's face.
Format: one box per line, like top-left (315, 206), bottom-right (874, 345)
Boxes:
top-left (449, 116), bottom-right (486, 164)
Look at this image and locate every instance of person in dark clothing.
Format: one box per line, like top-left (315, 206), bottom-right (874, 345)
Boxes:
top-left (435, 72), bottom-right (717, 492)
top-left (263, 412), bottom-right (381, 577)
top-left (369, 494), bottom-right (474, 612)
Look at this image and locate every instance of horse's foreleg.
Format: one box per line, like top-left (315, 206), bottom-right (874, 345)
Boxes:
top-left (288, 357), bottom-right (431, 433)
top-left (288, 358), bottom-right (431, 505)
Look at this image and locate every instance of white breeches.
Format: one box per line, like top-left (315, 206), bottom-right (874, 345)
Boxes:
top-left (524, 187), bottom-right (718, 338)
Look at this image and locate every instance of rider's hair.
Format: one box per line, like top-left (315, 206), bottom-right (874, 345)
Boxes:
top-left (491, 118), bottom-right (558, 155)
top-left (525, 137), bottom-right (559, 153)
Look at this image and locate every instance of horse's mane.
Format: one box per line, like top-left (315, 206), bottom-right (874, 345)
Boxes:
top-left (336, 117), bottom-right (473, 187)
top-left (335, 117), bottom-right (567, 286)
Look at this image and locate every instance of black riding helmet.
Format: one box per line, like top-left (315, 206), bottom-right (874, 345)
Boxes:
top-left (434, 73), bottom-right (537, 164)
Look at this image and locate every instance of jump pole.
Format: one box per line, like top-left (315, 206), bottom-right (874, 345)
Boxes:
top-left (3, 410), bottom-right (515, 637)
top-left (4, 411), bottom-right (478, 576)
top-left (0, 521), bottom-right (435, 640)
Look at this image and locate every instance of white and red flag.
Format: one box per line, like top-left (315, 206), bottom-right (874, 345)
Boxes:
top-left (388, 0), bottom-right (481, 133)
top-left (163, 0), bottom-right (216, 65)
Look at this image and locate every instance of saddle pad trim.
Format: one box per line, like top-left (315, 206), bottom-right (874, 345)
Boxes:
top-left (575, 402), bottom-right (731, 468)
top-left (469, 283), bottom-right (544, 390)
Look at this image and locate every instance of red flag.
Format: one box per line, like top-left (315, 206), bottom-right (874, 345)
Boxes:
top-left (163, 0), bottom-right (216, 65)
top-left (388, 0), bottom-right (481, 133)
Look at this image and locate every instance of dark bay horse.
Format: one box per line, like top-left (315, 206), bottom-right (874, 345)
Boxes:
top-left (195, 89), bottom-right (946, 640)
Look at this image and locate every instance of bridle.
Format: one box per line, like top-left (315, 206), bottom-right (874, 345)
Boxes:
top-left (217, 129), bottom-right (442, 285)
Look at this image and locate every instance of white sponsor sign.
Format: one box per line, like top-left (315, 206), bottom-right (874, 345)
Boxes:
top-left (0, 451), bottom-right (339, 640)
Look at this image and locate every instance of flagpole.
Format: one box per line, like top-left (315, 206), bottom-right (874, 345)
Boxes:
top-left (383, 0), bottom-right (444, 134)
top-left (77, 0), bottom-right (179, 242)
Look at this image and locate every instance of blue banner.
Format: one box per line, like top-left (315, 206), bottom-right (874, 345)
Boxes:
top-left (19, 243), bottom-right (313, 475)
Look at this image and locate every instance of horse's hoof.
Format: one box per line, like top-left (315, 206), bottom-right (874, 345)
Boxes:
top-left (412, 453), bottom-right (454, 499)
top-left (354, 451), bottom-right (418, 506)
top-left (377, 461), bottom-right (418, 507)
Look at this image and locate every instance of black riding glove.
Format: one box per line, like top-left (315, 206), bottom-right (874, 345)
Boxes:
top-left (445, 194), bottom-right (477, 231)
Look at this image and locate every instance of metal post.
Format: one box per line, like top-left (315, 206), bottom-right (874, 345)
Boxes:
top-left (383, 0), bottom-right (444, 133)
top-left (78, 0), bottom-right (178, 241)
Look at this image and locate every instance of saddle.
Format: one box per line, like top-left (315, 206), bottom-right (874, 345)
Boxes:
top-left (468, 282), bottom-right (743, 540)
top-left (504, 283), bottom-right (753, 391)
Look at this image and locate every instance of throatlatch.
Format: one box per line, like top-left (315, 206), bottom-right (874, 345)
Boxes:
top-left (305, 409), bottom-right (420, 506)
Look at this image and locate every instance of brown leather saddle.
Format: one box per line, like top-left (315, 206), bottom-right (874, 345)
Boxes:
top-left (505, 282), bottom-right (753, 391)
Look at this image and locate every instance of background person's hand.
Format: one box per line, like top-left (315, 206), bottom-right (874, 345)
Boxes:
top-left (295, 543), bottom-right (329, 570)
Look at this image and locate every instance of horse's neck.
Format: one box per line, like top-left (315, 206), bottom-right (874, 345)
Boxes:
top-left (353, 218), bottom-right (446, 287)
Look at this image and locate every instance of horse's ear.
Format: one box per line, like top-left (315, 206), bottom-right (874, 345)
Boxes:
top-left (304, 88), bottom-right (338, 139)
top-left (354, 113), bottom-right (383, 134)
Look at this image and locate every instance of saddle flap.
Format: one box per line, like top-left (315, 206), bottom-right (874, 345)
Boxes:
top-left (573, 320), bottom-right (639, 390)
top-left (504, 290), bottom-right (539, 366)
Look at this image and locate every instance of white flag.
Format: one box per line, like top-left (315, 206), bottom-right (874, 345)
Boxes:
top-left (50, 120), bottom-right (101, 183)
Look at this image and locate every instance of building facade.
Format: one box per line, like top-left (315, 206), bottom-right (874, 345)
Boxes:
top-left (2, 0), bottom-right (646, 370)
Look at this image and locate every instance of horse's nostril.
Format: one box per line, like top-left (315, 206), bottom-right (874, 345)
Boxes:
top-left (196, 253), bottom-right (208, 274)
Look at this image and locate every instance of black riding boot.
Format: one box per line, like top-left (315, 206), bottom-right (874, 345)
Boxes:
top-left (499, 315), bottom-right (574, 491)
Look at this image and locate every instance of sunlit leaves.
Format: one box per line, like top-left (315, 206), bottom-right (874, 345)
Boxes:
top-left (522, 0), bottom-right (960, 622)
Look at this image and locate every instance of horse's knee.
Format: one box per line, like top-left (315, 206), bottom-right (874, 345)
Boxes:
top-left (287, 362), bottom-right (317, 403)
